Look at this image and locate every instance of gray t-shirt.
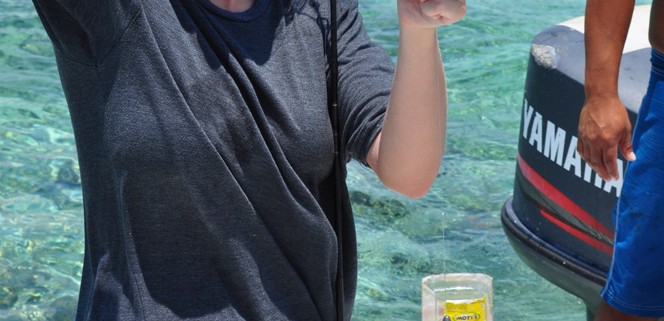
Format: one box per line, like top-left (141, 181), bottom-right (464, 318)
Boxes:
top-left (33, 0), bottom-right (394, 320)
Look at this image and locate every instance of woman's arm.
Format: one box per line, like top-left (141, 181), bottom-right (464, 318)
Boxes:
top-left (366, 0), bottom-right (465, 198)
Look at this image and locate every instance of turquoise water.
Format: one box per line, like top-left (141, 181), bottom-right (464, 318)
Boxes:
top-left (0, 1), bottom-right (650, 320)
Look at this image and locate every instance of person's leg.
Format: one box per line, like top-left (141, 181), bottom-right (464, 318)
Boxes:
top-left (595, 300), bottom-right (657, 321)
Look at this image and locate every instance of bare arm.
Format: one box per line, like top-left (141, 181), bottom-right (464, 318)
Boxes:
top-left (650, 0), bottom-right (664, 52)
top-left (366, 0), bottom-right (465, 198)
top-left (577, 0), bottom-right (636, 181)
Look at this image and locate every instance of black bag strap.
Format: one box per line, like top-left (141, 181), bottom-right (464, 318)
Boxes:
top-left (327, 0), bottom-right (344, 320)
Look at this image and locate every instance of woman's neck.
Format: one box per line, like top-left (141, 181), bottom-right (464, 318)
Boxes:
top-left (209, 0), bottom-right (255, 12)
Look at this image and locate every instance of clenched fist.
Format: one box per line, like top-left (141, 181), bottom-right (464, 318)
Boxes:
top-left (398, 0), bottom-right (466, 28)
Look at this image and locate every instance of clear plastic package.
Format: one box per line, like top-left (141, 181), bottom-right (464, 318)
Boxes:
top-left (422, 273), bottom-right (493, 321)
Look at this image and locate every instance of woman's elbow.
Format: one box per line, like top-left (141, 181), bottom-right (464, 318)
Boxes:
top-left (380, 170), bottom-right (438, 199)
top-left (368, 145), bottom-right (443, 199)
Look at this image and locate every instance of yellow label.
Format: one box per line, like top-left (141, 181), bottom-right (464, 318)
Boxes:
top-left (441, 296), bottom-right (487, 321)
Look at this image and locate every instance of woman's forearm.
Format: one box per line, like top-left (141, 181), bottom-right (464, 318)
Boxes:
top-left (368, 27), bottom-right (446, 198)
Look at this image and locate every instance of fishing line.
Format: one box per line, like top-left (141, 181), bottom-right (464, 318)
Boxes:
top-left (442, 211), bottom-right (447, 280)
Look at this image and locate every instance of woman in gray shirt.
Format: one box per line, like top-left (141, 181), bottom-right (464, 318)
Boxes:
top-left (32, 0), bottom-right (465, 319)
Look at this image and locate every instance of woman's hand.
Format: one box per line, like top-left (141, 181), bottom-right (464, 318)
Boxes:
top-left (397, 0), bottom-right (466, 29)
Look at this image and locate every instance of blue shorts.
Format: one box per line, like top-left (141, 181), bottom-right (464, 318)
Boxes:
top-left (601, 49), bottom-right (664, 317)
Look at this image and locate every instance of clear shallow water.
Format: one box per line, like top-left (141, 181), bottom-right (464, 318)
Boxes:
top-left (0, 0), bottom-right (650, 320)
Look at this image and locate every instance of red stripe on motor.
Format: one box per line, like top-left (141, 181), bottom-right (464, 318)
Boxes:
top-left (538, 208), bottom-right (613, 255)
top-left (517, 154), bottom-right (614, 239)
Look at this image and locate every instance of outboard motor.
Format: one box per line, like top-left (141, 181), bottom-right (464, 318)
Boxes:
top-left (500, 6), bottom-right (650, 320)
